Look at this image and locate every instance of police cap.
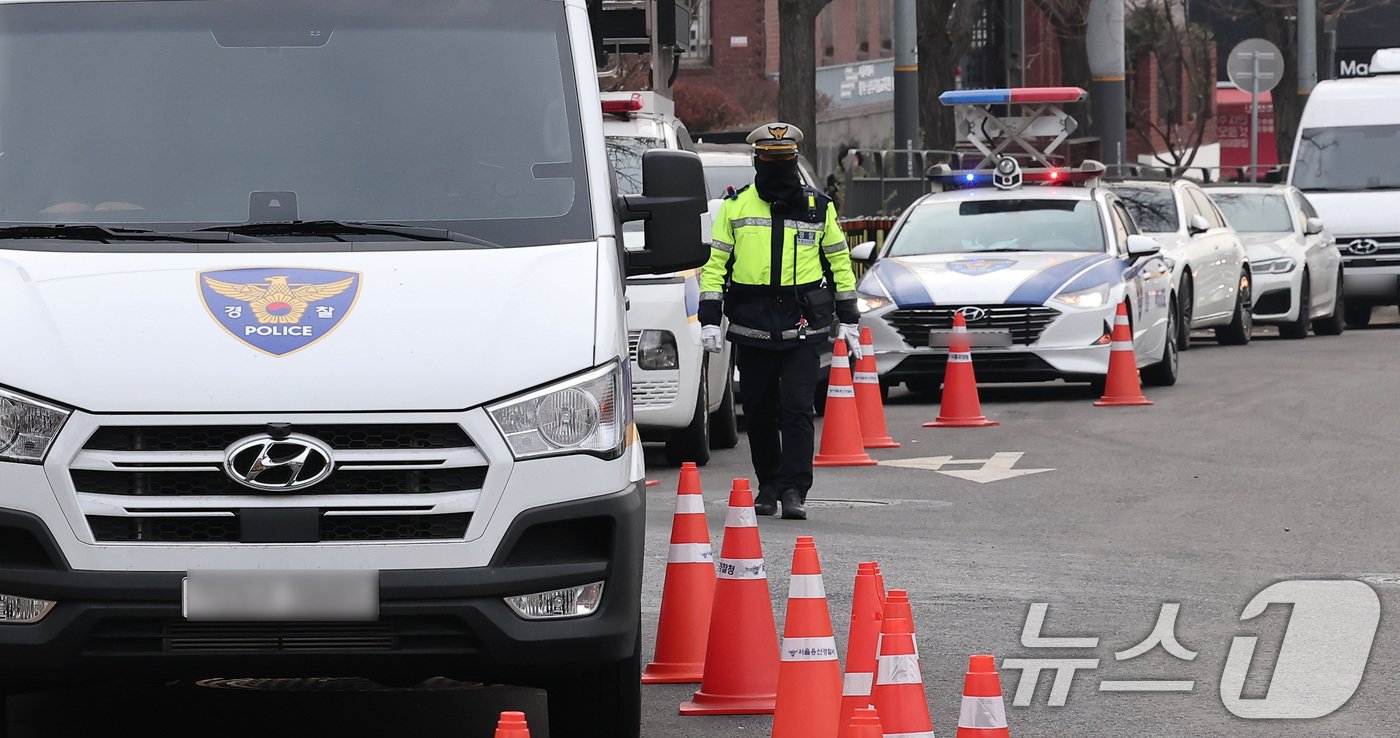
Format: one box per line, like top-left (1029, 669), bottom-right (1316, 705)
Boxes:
top-left (746, 122), bottom-right (803, 159)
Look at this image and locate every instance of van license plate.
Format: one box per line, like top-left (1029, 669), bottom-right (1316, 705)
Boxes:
top-left (183, 570), bottom-right (379, 621)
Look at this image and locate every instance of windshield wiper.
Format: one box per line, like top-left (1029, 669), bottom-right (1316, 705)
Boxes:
top-left (964, 247), bottom-right (1029, 253)
top-left (198, 220), bottom-right (503, 247)
top-left (0, 224), bottom-right (268, 243)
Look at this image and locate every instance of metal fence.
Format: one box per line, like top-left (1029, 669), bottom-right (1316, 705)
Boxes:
top-left (838, 148), bottom-right (964, 218)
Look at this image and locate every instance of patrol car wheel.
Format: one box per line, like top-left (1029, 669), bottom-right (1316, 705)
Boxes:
top-left (1344, 301), bottom-right (1372, 329)
top-left (1142, 303), bottom-right (1180, 387)
top-left (546, 633), bottom-right (641, 738)
top-left (665, 368), bottom-right (711, 467)
top-left (709, 358), bottom-right (739, 450)
top-left (1313, 272), bottom-right (1346, 336)
top-left (1279, 270), bottom-right (1311, 340)
top-left (1214, 270), bottom-right (1253, 345)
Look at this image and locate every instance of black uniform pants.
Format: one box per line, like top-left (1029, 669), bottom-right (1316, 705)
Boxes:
top-left (735, 340), bottom-right (821, 504)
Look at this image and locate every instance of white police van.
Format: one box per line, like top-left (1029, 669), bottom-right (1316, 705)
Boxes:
top-left (602, 92), bottom-right (738, 465)
top-left (0, 2), bottom-right (708, 735)
top-left (1289, 48), bottom-right (1400, 327)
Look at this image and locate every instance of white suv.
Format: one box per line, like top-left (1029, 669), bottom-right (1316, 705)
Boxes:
top-left (603, 93), bottom-right (737, 465)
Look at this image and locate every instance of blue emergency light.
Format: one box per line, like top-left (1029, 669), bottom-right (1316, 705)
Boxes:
top-left (939, 87), bottom-right (1088, 106)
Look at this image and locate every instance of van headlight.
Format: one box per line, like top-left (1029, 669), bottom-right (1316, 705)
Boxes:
top-left (488, 362), bottom-right (625, 460)
top-left (1053, 283), bottom-right (1111, 309)
top-left (0, 388), bottom-right (69, 464)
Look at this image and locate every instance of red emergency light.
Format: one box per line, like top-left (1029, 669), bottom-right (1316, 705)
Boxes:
top-left (601, 93), bottom-right (644, 115)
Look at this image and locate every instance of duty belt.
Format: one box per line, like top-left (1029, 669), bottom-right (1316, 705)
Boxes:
top-left (728, 324), bottom-right (810, 341)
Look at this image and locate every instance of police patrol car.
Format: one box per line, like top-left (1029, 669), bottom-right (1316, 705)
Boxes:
top-left (851, 88), bottom-right (1180, 391)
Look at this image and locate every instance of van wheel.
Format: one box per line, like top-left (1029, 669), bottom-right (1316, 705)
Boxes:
top-left (1344, 301), bottom-right (1373, 329)
top-left (547, 635), bottom-right (641, 738)
top-left (1214, 270), bottom-right (1253, 345)
top-left (665, 368), bottom-right (710, 467)
top-left (709, 358), bottom-right (739, 450)
top-left (1313, 273), bottom-right (1346, 336)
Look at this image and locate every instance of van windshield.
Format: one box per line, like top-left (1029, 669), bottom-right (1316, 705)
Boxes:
top-left (0, 0), bottom-right (592, 248)
top-left (1293, 125), bottom-right (1400, 193)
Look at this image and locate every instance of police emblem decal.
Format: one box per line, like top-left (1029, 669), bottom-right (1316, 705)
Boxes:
top-left (199, 267), bottom-right (362, 356)
top-left (948, 258), bottom-right (1017, 276)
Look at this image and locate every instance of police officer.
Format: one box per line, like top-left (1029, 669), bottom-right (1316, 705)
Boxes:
top-left (699, 123), bottom-right (862, 520)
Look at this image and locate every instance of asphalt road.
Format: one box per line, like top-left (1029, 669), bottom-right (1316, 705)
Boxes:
top-left (8, 310), bottom-right (1400, 737)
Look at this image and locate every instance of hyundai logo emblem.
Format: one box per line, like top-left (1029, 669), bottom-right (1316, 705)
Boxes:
top-left (224, 433), bottom-right (334, 492)
top-left (1347, 238), bottom-right (1381, 256)
top-left (955, 306), bottom-right (989, 322)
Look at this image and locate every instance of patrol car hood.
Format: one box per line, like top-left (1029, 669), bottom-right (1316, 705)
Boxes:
top-left (1302, 192), bottom-right (1399, 238)
top-left (0, 243), bottom-right (599, 413)
top-left (861, 251), bottom-right (1122, 307)
top-left (1238, 232), bottom-right (1296, 261)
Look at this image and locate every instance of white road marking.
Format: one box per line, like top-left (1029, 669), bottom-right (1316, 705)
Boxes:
top-left (881, 452), bottom-right (1054, 483)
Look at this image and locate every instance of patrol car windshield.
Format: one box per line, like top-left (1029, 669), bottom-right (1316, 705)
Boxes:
top-left (1111, 187), bottom-right (1179, 233)
top-left (888, 199), bottom-right (1106, 256)
top-left (1210, 193), bottom-right (1293, 233)
top-left (1294, 125), bottom-right (1400, 192)
top-left (605, 136), bottom-right (663, 234)
top-left (0, 0), bottom-right (592, 248)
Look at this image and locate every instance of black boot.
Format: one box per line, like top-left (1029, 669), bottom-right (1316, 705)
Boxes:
top-left (753, 493), bottom-right (779, 516)
top-left (779, 489), bottom-right (807, 520)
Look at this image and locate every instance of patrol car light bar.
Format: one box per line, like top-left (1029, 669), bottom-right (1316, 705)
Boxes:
top-left (939, 87), bottom-right (1088, 106)
top-left (931, 161), bottom-right (1105, 190)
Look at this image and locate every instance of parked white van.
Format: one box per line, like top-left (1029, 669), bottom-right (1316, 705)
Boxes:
top-left (1289, 47), bottom-right (1400, 327)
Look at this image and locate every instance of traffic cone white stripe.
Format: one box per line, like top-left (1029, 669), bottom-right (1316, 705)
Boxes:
top-left (788, 574), bottom-right (827, 599)
top-left (957, 696), bottom-right (1008, 729)
top-left (674, 494), bottom-right (706, 514)
top-left (724, 505), bottom-right (757, 528)
top-left (885, 731), bottom-right (936, 738)
top-left (876, 654), bottom-right (922, 685)
top-left (1110, 341), bottom-right (1133, 351)
top-left (1115, 314), bottom-right (1130, 326)
top-left (667, 542), bottom-right (714, 564)
top-left (715, 557), bottom-right (766, 579)
top-left (828, 383), bottom-right (856, 398)
top-left (842, 672), bottom-right (874, 696)
top-left (780, 636), bottom-right (840, 661)
top-left (832, 355), bottom-right (850, 369)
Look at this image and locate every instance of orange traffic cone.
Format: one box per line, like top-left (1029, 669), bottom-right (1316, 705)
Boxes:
top-left (680, 479), bottom-right (780, 715)
top-left (873, 562), bottom-right (886, 605)
top-left (644, 463), bottom-right (716, 684)
top-left (493, 711), bottom-right (530, 738)
top-left (854, 328), bottom-right (900, 449)
top-left (845, 706), bottom-right (886, 738)
top-left (925, 313), bottom-right (998, 427)
top-left (1095, 301), bottom-right (1153, 407)
top-left (882, 589), bottom-right (918, 657)
top-left (772, 536), bottom-right (843, 738)
top-left (815, 340), bottom-right (878, 467)
top-left (956, 655), bottom-right (1011, 738)
top-left (837, 562), bottom-right (884, 738)
top-left (870, 602), bottom-right (934, 737)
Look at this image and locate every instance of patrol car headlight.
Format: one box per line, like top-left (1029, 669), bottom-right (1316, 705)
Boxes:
top-left (1053, 284), bottom-right (1111, 309)
top-left (1253, 258), bottom-right (1296, 274)
top-left (636, 330), bottom-right (679, 371)
top-left (857, 291), bottom-right (892, 313)
top-left (488, 362), bottom-right (625, 461)
top-left (0, 388), bottom-right (69, 464)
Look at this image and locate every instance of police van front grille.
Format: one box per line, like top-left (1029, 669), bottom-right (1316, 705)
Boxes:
top-left (83, 424), bottom-right (473, 452)
top-left (69, 420), bottom-right (486, 544)
top-left (1338, 234), bottom-right (1400, 267)
top-left (886, 305), bottom-right (1059, 346)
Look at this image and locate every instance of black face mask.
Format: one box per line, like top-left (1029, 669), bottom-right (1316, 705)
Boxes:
top-left (754, 157), bottom-right (803, 207)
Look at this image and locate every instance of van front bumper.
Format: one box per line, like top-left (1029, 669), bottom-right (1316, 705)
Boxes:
top-left (0, 483), bottom-right (643, 689)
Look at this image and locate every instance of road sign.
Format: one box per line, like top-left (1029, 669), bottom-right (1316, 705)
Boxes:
top-left (1227, 39), bottom-right (1284, 183)
top-left (882, 452), bottom-right (1054, 484)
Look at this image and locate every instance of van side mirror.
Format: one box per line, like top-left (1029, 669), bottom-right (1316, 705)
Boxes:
top-left (1126, 234), bottom-right (1161, 258)
top-left (850, 241), bottom-right (877, 263)
top-left (1188, 214), bottom-right (1211, 236)
top-left (1305, 217), bottom-right (1325, 236)
top-left (621, 150), bottom-right (709, 276)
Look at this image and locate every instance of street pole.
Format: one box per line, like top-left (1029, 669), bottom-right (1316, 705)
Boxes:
top-left (893, 0), bottom-right (918, 177)
top-left (1087, 0), bottom-right (1126, 175)
top-left (1298, 0), bottom-right (1318, 91)
top-left (1250, 55), bottom-right (1259, 183)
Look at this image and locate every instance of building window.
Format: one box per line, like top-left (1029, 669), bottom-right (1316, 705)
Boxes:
top-left (682, 0), bottom-right (711, 66)
top-left (857, 0), bottom-right (870, 55)
top-left (821, 4), bottom-right (835, 60)
top-left (880, 0), bottom-right (892, 52)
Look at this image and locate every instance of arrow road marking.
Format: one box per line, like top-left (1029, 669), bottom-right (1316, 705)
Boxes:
top-left (882, 452), bottom-right (1054, 484)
